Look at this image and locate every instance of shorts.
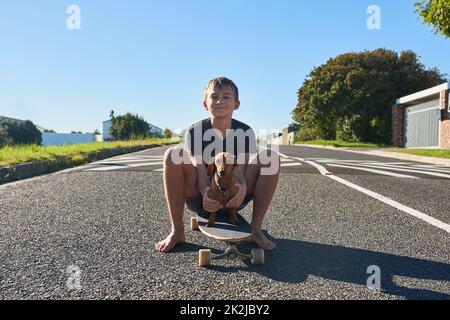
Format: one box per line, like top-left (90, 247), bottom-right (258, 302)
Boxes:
top-left (186, 194), bottom-right (253, 214)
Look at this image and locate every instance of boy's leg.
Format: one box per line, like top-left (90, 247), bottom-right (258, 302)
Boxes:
top-left (245, 149), bottom-right (280, 251)
top-left (155, 146), bottom-right (200, 252)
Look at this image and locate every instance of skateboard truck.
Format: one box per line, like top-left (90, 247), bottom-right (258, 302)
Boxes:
top-left (192, 216), bottom-right (265, 267)
top-left (198, 244), bottom-right (264, 267)
top-left (210, 244), bottom-right (251, 261)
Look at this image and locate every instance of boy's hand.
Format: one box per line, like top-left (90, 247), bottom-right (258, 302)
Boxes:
top-left (203, 187), bottom-right (222, 212)
top-left (226, 181), bottom-right (247, 208)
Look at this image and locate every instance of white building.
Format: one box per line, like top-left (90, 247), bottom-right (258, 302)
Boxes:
top-left (41, 132), bottom-right (99, 146)
top-left (102, 119), bottom-right (113, 141)
top-left (149, 123), bottom-right (163, 137)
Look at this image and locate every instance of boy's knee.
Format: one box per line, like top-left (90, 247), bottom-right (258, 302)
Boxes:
top-left (164, 146), bottom-right (185, 166)
top-left (258, 149), bottom-right (280, 176)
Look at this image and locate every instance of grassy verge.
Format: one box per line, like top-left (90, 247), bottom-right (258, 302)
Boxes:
top-left (385, 148), bottom-right (450, 159)
top-left (0, 138), bottom-right (180, 167)
top-left (294, 140), bottom-right (388, 148)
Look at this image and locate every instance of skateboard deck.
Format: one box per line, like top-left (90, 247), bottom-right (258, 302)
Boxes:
top-left (191, 210), bottom-right (265, 267)
top-left (195, 210), bottom-right (252, 242)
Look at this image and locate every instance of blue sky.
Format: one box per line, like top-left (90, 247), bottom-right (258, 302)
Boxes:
top-left (0, 0), bottom-right (449, 135)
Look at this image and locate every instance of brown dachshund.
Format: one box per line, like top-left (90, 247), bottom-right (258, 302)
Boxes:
top-left (206, 152), bottom-right (240, 227)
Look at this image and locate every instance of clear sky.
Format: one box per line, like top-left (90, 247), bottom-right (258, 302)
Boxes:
top-left (0, 0), bottom-right (449, 135)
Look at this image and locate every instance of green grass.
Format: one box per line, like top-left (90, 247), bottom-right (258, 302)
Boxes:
top-left (385, 148), bottom-right (450, 159)
top-left (294, 139), bottom-right (388, 148)
top-left (0, 137), bottom-right (180, 167)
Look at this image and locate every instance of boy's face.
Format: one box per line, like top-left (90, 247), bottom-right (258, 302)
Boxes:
top-left (203, 86), bottom-right (240, 120)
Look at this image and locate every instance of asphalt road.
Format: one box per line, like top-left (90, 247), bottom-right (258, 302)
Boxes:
top-left (0, 145), bottom-right (449, 300)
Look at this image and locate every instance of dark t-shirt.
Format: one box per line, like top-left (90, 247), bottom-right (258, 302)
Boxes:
top-left (184, 118), bottom-right (257, 165)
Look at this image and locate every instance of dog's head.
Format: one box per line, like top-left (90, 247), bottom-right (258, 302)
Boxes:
top-left (207, 152), bottom-right (237, 177)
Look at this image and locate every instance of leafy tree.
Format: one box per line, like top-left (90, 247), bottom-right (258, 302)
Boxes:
top-left (415, 0), bottom-right (450, 38)
top-left (292, 49), bottom-right (446, 144)
top-left (0, 126), bottom-right (12, 147)
top-left (0, 120), bottom-right (42, 146)
top-left (163, 128), bottom-right (173, 139)
top-left (109, 112), bottom-right (150, 140)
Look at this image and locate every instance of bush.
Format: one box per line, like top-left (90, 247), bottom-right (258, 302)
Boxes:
top-left (0, 120), bottom-right (42, 146)
top-left (336, 115), bottom-right (363, 142)
top-left (295, 126), bottom-right (317, 141)
top-left (110, 113), bottom-right (150, 140)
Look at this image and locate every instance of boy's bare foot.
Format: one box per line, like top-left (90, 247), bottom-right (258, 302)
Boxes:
top-left (155, 231), bottom-right (186, 253)
top-left (251, 230), bottom-right (276, 251)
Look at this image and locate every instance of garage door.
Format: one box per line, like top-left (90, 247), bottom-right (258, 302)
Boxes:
top-left (405, 99), bottom-right (440, 148)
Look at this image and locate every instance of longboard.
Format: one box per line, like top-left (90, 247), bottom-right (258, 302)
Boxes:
top-left (191, 210), bottom-right (265, 267)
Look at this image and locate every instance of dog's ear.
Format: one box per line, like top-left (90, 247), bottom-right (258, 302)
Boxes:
top-left (207, 158), bottom-right (215, 176)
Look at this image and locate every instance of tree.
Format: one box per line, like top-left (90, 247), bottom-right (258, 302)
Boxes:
top-left (415, 0), bottom-right (450, 38)
top-left (109, 112), bottom-right (150, 140)
top-left (292, 49), bottom-right (446, 144)
top-left (163, 128), bottom-right (173, 139)
top-left (0, 120), bottom-right (42, 146)
top-left (0, 126), bottom-right (12, 147)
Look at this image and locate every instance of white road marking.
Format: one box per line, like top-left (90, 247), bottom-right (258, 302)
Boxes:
top-left (303, 160), bottom-right (333, 175)
top-left (321, 159), bottom-right (379, 163)
top-left (339, 163), bottom-right (450, 179)
top-left (326, 163), bottom-right (418, 178)
top-left (281, 163), bottom-right (302, 167)
top-left (384, 164), bottom-right (450, 173)
top-left (96, 159), bottom-right (163, 164)
top-left (85, 165), bottom-right (126, 171)
top-left (411, 164), bottom-right (450, 169)
top-left (85, 161), bottom-right (164, 171)
top-left (302, 160), bottom-right (450, 233)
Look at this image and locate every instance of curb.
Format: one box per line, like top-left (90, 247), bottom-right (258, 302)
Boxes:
top-left (294, 144), bottom-right (450, 166)
top-left (0, 142), bottom-right (177, 185)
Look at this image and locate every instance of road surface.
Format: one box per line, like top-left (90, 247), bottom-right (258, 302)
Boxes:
top-left (0, 145), bottom-right (449, 300)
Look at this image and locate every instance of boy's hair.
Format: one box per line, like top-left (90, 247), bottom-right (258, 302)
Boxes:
top-left (204, 77), bottom-right (239, 101)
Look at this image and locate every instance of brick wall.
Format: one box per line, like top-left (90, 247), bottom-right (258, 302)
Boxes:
top-left (440, 89), bottom-right (450, 149)
top-left (392, 104), bottom-right (404, 147)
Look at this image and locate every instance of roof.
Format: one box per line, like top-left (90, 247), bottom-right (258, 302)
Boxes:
top-left (0, 116), bottom-right (46, 132)
top-left (148, 124), bottom-right (162, 131)
top-left (0, 115), bottom-right (26, 123)
top-left (396, 82), bottom-right (449, 105)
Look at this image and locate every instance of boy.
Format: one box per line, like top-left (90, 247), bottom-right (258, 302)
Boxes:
top-left (155, 77), bottom-right (280, 253)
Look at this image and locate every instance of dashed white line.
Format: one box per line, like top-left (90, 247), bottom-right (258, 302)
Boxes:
top-left (281, 163), bottom-right (302, 167)
top-left (327, 163), bottom-right (418, 179)
top-left (338, 163), bottom-right (450, 179)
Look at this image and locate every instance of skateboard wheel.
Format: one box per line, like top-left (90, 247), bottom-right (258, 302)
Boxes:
top-left (199, 249), bottom-right (211, 267)
top-left (191, 217), bottom-right (199, 231)
top-left (251, 248), bottom-right (264, 265)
